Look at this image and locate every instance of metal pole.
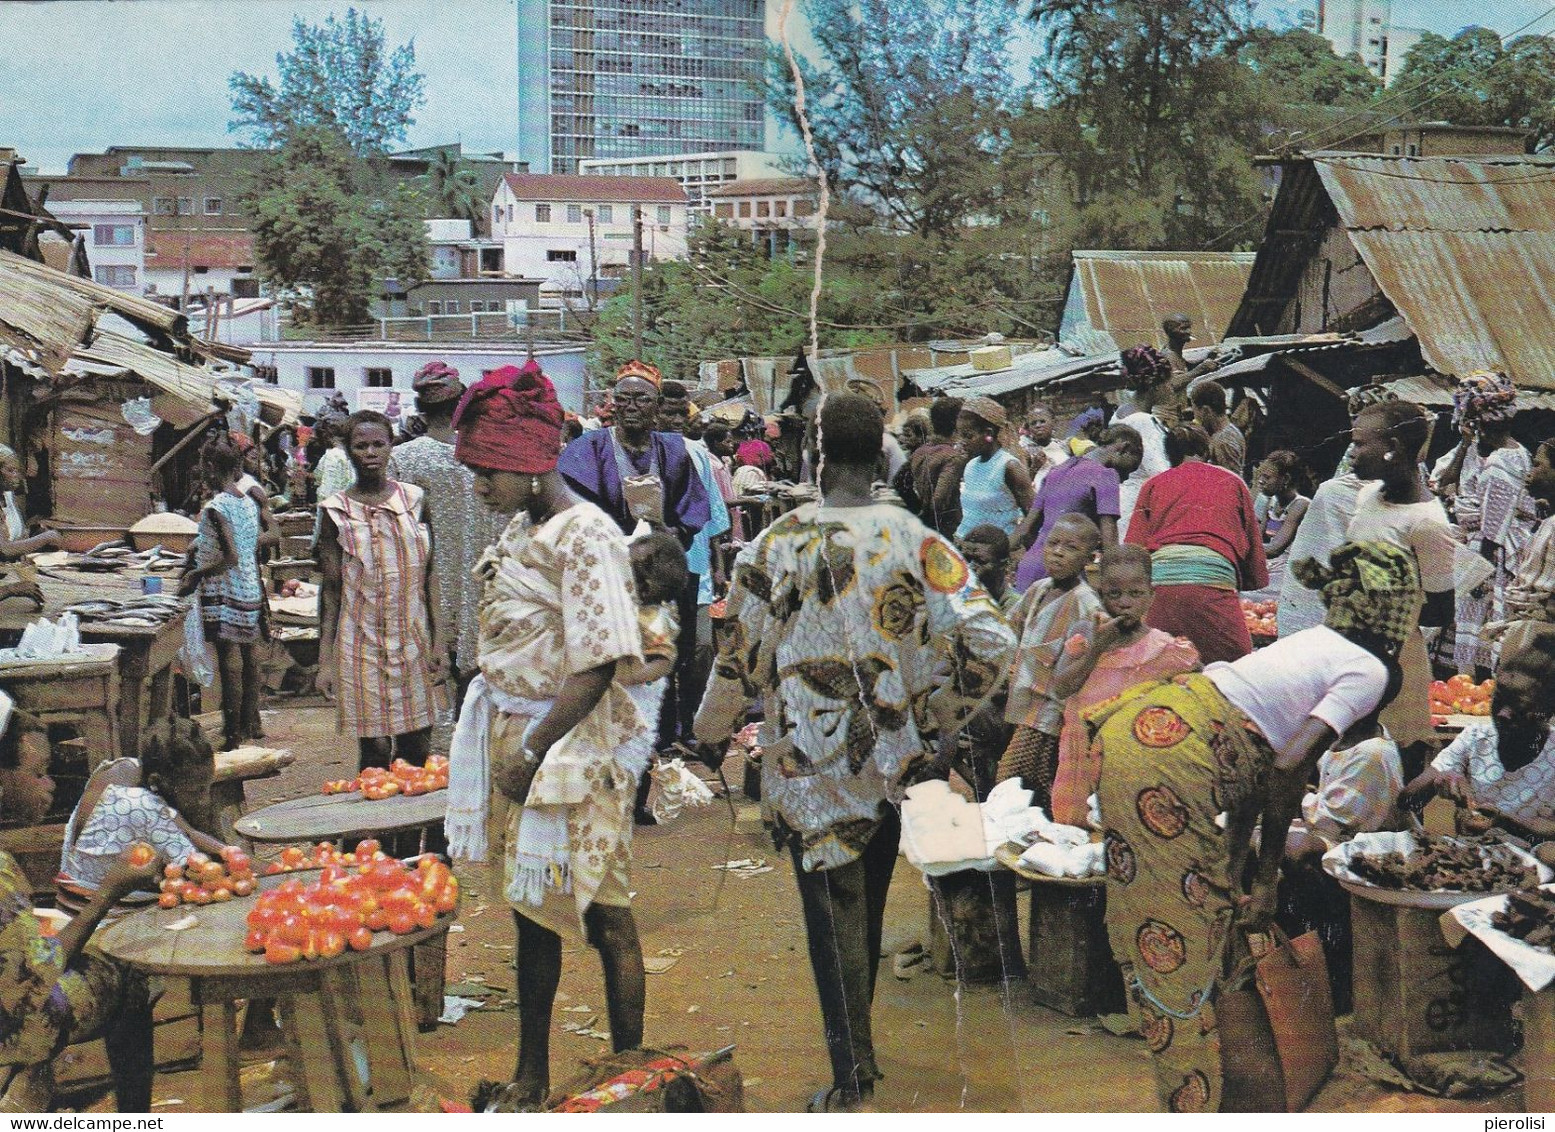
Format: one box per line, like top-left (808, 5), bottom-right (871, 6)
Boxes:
top-left (632, 205), bottom-right (644, 360)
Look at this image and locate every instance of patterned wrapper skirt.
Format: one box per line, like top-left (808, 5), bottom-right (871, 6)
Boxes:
top-left (1086, 673), bottom-right (1274, 1113)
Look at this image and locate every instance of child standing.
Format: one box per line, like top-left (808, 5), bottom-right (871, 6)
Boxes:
top-left (995, 514), bottom-right (1103, 809)
top-left (179, 438), bottom-right (264, 751)
top-left (1248, 450), bottom-right (1310, 603)
top-left (1048, 545), bottom-right (1200, 826)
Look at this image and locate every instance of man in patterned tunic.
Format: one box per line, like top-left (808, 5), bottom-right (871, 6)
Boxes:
top-left (694, 393), bottom-right (1015, 1112)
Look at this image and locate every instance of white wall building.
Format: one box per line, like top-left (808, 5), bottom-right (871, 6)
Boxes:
top-left (705, 177), bottom-right (816, 255)
top-left (46, 199), bottom-right (145, 292)
top-left (580, 150), bottom-right (788, 215)
top-left (490, 173), bottom-right (688, 303)
top-left (1317, 0), bottom-right (1421, 84)
top-left (240, 341), bottom-right (589, 416)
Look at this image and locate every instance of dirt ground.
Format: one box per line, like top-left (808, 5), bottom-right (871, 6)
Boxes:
top-left (132, 698), bottom-right (1534, 1113)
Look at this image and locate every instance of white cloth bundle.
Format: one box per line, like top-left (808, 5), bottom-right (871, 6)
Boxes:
top-left (647, 757), bottom-right (715, 823)
top-left (444, 676), bottom-right (551, 865)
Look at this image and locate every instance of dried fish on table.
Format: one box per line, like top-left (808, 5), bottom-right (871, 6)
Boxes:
top-left (1348, 831), bottom-right (1540, 893)
top-left (1490, 887), bottom-right (1555, 949)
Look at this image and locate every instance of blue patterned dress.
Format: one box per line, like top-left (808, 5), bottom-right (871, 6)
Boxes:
top-left (196, 490), bottom-right (263, 644)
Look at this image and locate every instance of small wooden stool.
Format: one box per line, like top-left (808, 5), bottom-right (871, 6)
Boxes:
top-left (0, 645), bottom-right (122, 767)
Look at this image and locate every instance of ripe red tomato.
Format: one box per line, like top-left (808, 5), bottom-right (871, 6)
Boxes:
top-left (127, 842), bottom-right (156, 868)
top-left (355, 839), bottom-right (381, 859)
top-left (232, 878), bottom-right (255, 897)
top-left (245, 928), bottom-right (268, 952)
top-left (386, 911), bottom-right (416, 935)
top-left (413, 902), bottom-right (437, 930)
top-left (318, 931), bottom-right (346, 960)
top-left (275, 915), bottom-right (308, 947)
top-left (264, 940), bottom-right (301, 965)
top-left (210, 887), bottom-right (233, 903)
top-left (434, 888), bottom-right (457, 915)
top-left (280, 847), bottom-right (306, 867)
top-left (158, 891), bottom-right (180, 909)
top-left (163, 863), bottom-right (185, 880)
top-left (349, 926), bottom-right (374, 952)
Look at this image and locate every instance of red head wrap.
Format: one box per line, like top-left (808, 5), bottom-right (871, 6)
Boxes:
top-left (452, 361), bottom-right (565, 474)
top-left (616, 359), bottom-right (662, 388)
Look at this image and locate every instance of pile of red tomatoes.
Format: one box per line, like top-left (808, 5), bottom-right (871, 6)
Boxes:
top-left (320, 755), bottom-right (450, 800)
top-left (157, 846), bottom-right (257, 908)
top-left (244, 843), bottom-right (459, 964)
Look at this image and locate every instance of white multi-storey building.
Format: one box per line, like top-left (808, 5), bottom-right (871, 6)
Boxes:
top-left (579, 149), bottom-right (787, 215)
top-left (1316, 0), bottom-right (1424, 85)
top-left (45, 199), bottom-right (145, 292)
top-left (489, 173), bottom-right (688, 303)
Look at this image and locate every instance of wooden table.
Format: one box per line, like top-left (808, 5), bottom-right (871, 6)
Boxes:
top-left (234, 790), bottom-right (447, 848)
top-left (235, 790), bottom-right (451, 1029)
top-left (0, 569), bottom-right (186, 761)
top-left (91, 870), bottom-right (452, 1112)
top-left (0, 644), bottom-right (121, 768)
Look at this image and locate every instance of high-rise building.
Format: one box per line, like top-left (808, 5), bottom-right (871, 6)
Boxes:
top-left (517, 0), bottom-right (770, 175)
top-left (1314, 0), bottom-right (1423, 85)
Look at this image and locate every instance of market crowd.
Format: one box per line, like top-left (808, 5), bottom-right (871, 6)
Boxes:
top-left (5, 326), bottom-right (1555, 1115)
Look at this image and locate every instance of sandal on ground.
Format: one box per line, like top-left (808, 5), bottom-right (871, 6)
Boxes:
top-left (807, 1086), bottom-right (867, 1113)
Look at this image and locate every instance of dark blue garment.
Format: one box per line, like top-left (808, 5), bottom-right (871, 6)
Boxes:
top-left (556, 427), bottom-right (711, 545)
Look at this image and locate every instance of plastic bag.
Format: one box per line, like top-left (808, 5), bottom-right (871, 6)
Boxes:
top-left (179, 598), bottom-right (215, 687)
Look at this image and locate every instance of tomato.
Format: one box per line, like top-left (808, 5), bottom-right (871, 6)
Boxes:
top-left (224, 851), bottom-right (251, 875)
top-left (199, 862), bottom-right (226, 885)
top-left (187, 888), bottom-right (211, 905)
top-left (318, 931), bottom-right (346, 960)
top-left (126, 842), bottom-right (156, 868)
top-left (163, 863), bottom-right (185, 880)
top-left (275, 914), bottom-right (308, 947)
top-left (386, 911), bottom-right (416, 935)
top-left (369, 863), bottom-right (406, 892)
top-left (434, 888), bottom-right (457, 915)
top-left (381, 888), bottom-right (418, 915)
top-left (210, 887), bottom-right (233, 903)
top-left (232, 878), bottom-right (255, 897)
top-left (264, 940), bottom-right (302, 965)
top-left (245, 927), bottom-right (268, 952)
top-left (413, 902), bottom-right (437, 930)
top-left (265, 862), bottom-right (286, 875)
top-left (364, 909), bottom-right (390, 932)
top-left (158, 891), bottom-right (181, 909)
top-left (301, 932), bottom-right (320, 962)
top-left (280, 847), bottom-right (306, 867)
top-left (355, 838), bottom-right (382, 858)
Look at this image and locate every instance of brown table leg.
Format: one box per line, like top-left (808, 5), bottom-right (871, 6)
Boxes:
top-left (191, 986), bottom-right (242, 1113)
top-left (116, 642), bottom-right (150, 760)
top-left (358, 952), bottom-right (417, 1109)
top-left (278, 987), bottom-right (356, 1112)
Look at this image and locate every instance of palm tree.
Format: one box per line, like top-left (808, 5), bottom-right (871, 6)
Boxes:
top-left (423, 149), bottom-right (484, 226)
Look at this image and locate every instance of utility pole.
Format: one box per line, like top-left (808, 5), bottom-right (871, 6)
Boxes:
top-left (585, 208), bottom-right (599, 310)
top-left (631, 205), bottom-right (644, 360)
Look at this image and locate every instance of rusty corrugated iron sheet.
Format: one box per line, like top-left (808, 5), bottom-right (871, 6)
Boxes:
top-left (1348, 229), bottom-right (1555, 387)
top-left (1312, 154), bottom-right (1555, 232)
top-left (1064, 250), bottom-right (1256, 353)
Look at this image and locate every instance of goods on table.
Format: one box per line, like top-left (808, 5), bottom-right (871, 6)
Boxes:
top-left (320, 755), bottom-right (449, 799)
top-left (157, 846), bottom-right (257, 908)
top-left (1489, 887), bottom-right (1555, 949)
top-left (1347, 832), bottom-right (1538, 894)
top-left (64, 593), bottom-right (186, 627)
top-left (245, 845), bottom-right (459, 963)
top-left (128, 513), bottom-right (199, 555)
top-left (264, 838), bottom-right (385, 874)
top-left (1430, 675), bottom-right (1494, 721)
top-left (275, 578), bottom-right (316, 599)
top-left (1241, 598), bottom-right (1277, 639)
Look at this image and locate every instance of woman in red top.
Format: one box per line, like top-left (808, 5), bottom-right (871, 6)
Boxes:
top-left (1126, 425), bottom-right (1268, 664)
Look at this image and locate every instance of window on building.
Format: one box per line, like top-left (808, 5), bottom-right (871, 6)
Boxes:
top-left (567, 204), bottom-right (583, 223)
top-left (93, 265), bottom-right (137, 287)
top-left (307, 366), bottom-right (336, 389)
top-left (232, 278), bottom-right (260, 298)
top-left (176, 197), bottom-right (194, 216)
top-left (426, 301), bottom-right (443, 315)
top-left (364, 367), bottom-right (393, 388)
top-left (507, 204), bottom-right (515, 223)
top-left (597, 204), bottom-right (613, 223)
top-left (153, 197), bottom-right (176, 216)
top-left (738, 201), bottom-right (751, 218)
top-left (193, 265), bottom-right (209, 274)
top-left (775, 200), bottom-right (788, 218)
top-left (756, 200), bottom-right (770, 218)
top-left (93, 224), bottom-right (136, 247)
top-left (494, 205), bottom-right (503, 228)
top-left (714, 202), bottom-right (733, 219)
top-left (547, 249), bottom-right (578, 262)
top-left (252, 364), bottom-right (279, 384)
top-left (657, 206), bottom-right (672, 225)
top-left (446, 300), bottom-right (461, 314)
top-left (204, 197), bottom-right (223, 215)
top-left (536, 204), bottom-right (551, 223)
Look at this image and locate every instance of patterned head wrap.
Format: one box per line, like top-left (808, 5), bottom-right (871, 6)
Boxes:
top-left (452, 360), bottom-right (566, 475)
top-left (1293, 540), bottom-right (1421, 657)
top-left (1346, 383), bottom-right (1398, 418)
top-left (1453, 370), bottom-right (1518, 428)
top-left (227, 430), bottom-right (254, 453)
top-left (615, 360), bottom-right (662, 389)
top-left (413, 360), bottom-right (465, 406)
top-left (1120, 344), bottom-right (1171, 386)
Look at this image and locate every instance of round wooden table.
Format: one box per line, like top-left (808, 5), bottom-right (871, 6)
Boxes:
top-left (235, 790), bottom-right (447, 847)
top-left (92, 870), bottom-right (453, 1112)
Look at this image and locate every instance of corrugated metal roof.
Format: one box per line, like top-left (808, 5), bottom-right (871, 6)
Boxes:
top-left (500, 173), bottom-right (686, 203)
top-left (1061, 250), bottom-right (1256, 352)
top-left (1382, 373), bottom-right (1555, 412)
top-left (1312, 155), bottom-right (1555, 232)
top-left (1347, 229), bottom-right (1555, 386)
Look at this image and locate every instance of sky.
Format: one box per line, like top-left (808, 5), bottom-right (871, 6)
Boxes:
top-left (3, 0), bottom-right (1555, 175)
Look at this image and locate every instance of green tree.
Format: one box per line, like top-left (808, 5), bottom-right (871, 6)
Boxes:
top-left (243, 126), bottom-right (429, 326)
top-left (421, 149), bottom-right (484, 225)
top-left (1236, 26), bottom-right (1381, 115)
top-left (1024, 1), bottom-right (1272, 250)
top-left (230, 7), bottom-right (425, 156)
top-left (1391, 27), bottom-right (1555, 150)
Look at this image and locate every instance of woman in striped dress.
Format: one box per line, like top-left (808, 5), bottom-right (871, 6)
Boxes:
top-left (317, 411), bottom-right (449, 770)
